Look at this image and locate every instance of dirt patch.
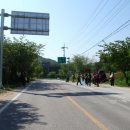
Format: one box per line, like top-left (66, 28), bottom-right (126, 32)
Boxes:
top-left (0, 90), bottom-right (12, 100)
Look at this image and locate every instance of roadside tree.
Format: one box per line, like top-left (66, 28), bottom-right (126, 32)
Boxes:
top-left (98, 37), bottom-right (130, 85)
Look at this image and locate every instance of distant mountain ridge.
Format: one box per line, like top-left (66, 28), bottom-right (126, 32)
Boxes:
top-left (38, 56), bottom-right (58, 65)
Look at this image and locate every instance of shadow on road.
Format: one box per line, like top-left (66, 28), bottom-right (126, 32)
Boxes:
top-left (13, 90), bottom-right (120, 98)
top-left (13, 82), bottom-right (62, 92)
top-left (0, 100), bottom-right (47, 130)
top-left (40, 91), bottom-right (120, 98)
top-left (9, 81), bottom-right (121, 98)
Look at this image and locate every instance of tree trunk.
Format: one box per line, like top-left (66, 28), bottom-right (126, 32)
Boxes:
top-left (123, 71), bottom-right (129, 85)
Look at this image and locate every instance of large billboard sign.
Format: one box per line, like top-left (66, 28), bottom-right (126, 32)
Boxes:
top-left (11, 11), bottom-right (49, 35)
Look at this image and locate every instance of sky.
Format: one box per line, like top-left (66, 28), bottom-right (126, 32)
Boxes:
top-left (0, 0), bottom-right (130, 62)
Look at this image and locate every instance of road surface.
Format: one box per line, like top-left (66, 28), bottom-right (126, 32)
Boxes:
top-left (0, 79), bottom-right (130, 130)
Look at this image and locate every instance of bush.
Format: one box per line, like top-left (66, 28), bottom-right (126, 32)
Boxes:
top-left (47, 72), bottom-right (57, 78)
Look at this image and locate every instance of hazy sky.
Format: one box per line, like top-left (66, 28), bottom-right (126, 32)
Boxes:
top-left (1, 0), bottom-right (130, 61)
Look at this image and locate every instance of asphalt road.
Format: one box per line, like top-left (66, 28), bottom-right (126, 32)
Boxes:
top-left (0, 79), bottom-right (130, 130)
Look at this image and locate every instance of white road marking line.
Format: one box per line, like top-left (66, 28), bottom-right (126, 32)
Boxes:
top-left (0, 85), bottom-right (30, 114)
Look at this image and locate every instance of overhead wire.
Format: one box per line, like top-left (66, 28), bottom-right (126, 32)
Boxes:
top-left (69, 0), bottom-right (112, 58)
top-left (80, 19), bottom-right (130, 55)
top-left (103, 21), bottom-right (130, 41)
top-left (73, 0), bottom-right (110, 44)
top-left (73, 0), bottom-right (130, 54)
top-left (95, 0), bottom-right (130, 35)
top-left (68, 0), bottom-right (108, 46)
top-left (72, 0), bottom-right (123, 53)
top-left (78, 0), bottom-right (123, 44)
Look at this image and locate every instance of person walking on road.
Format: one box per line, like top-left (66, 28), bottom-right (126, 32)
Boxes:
top-left (66, 72), bottom-right (70, 82)
top-left (85, 73), bottom-right (89, 86)
top-left (95, 72), bottom-right (100, 87)
top-left (109, 72), bottom-right (115, 86)
top-left (77, 73), bottom-right (82, 85)
top-left (72, 73), bottom-right (75, 82)
top-left (88, 72), bottom-right (92, 86)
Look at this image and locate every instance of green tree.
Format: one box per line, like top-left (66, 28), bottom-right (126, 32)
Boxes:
top-left (47, 72), bottom-right (57, 78)
top-left (71, 55), bottom-right (90, 73)
top-left (98, 52), bottom-right (116, 72)
top-left (32, 59), bottom-right (44, 78)
top-left (98, 37), bottom-right (130, 85)
top-left (3, 36), bottom-right (45, 83)
top-left (58, 55), bottom-right (92, 80)
top-left (58, 64), bottom-right (68, 79)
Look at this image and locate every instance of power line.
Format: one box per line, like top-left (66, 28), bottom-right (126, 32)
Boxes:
top-left (80, 19), bottom-right (130, 55)
top-left (75, 0), bottom-right (129, 50)
top-left (82, 0), bottom-right (110, 31)
top-left (68, 0), bottom-right (108, 46)
top-left (97, 0), bottom-right (130, 34)
top-left (68, 0), bottom-right (130, 57)
top-left (103, 20), bottom-right (130, 40)
top-left (78, 0), bottom-right (123, 44)
top-left (71, 0), bottom-right (126, 53)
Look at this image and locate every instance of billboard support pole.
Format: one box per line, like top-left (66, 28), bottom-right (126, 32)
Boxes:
top-left (0, 9), bottom-right (5, 89)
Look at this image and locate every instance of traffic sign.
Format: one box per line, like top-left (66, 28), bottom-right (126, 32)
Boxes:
top-left (58, 57), bottom-right (66, 63)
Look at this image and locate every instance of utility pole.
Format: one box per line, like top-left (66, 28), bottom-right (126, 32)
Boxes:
top-left (61, 44), bottom-right (68, 57)
top-left (0, 9), bottom-right (5, 88)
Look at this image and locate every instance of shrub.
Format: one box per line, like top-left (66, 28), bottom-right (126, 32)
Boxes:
top-left (47, 72), bottom-right (57, 78)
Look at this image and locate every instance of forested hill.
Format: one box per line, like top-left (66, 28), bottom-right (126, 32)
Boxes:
top-left (38, 56), bottom-right (59, 65)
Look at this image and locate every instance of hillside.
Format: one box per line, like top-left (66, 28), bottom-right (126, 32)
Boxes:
top-left (38, 56), bottom-right (58, 65)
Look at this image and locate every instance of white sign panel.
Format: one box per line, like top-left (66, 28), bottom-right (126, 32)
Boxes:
top-left (11, 11), bottom-right (49, 35)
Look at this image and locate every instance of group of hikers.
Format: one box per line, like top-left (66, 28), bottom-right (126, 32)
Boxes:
top-left (76, 72), bottom-right (92, 86)
top-left (66, 71), bottom-right (115, 87)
